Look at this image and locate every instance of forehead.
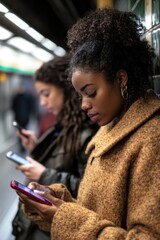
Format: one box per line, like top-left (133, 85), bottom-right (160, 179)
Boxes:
top-left (35, 81), bottom-right (50, 88)
top-left (72, 70), bottom-right (106, 89)
top-left (35, 81), bottom-right (62, 92)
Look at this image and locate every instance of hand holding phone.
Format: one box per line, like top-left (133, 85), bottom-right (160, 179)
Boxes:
top-left (6, 151), bottom-right (31, 165)
top-left (10, 180), bottom-right (52, 206)
top-left (12, 121), bottom-right (28, 138)
top-left (13, 121), bottom-right (37, 151)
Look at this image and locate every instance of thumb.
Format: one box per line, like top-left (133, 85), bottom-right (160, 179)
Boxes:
top-left (26, 156), bottom-right (35, 163)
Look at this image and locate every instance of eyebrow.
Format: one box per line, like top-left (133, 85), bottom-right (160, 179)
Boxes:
top-left (40, 89), bottom-right (49, 94)
top-left (80, 84), bottom-right (94, 92)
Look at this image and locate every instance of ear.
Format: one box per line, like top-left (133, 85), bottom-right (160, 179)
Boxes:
top-left (116, 69), bottom-right (128, 87)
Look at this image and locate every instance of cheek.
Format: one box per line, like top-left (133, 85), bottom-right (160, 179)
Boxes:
top-left (40, 96), bottom-right (48, 105)
top-left (58, 97), bottom-right (64, 109)
top-left (105, 91), bottom-right (122, 117)
top-left (98, 88), bottom-right (120, 113)
top-left (49, 95), bottom-right (55, 104)
top-left (54, 94), bottom-right (64, 108)
top-left (97, 90), bottom-right (112, 109)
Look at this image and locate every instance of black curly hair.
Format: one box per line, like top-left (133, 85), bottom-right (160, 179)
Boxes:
top-left (68, 8), bottom-right (154, 109)
top-left (34, 55), bottom-right (95, 164)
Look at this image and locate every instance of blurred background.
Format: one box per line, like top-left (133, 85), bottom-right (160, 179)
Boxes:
top-left (0, 0), bottom-right (160, 239)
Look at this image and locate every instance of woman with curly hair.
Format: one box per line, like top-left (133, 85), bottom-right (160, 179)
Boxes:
top-left (18, 9), bottom-right (160, 239)
top-left (12, 55), bottom-right (98, 240)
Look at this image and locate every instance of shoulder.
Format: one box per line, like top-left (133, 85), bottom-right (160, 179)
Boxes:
top-left (135, 113), bottom-right (160, 141)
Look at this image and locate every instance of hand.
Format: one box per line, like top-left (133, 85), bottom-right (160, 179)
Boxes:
top-left (18, 189), bottom-right (64, 223)
top-left (16, 157), bottom-right (46, 181)
top-left (19, 182), bottom-right (51, 213)
top-left (17, 129), bottom-right (37, 151)
top-left (27, 182), bottom-right (50, 192)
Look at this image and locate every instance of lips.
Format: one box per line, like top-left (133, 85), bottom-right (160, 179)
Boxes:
top-left (88, 113), bottom-right (99, 122)
top-left (47, 108), bottom-right (53, 113)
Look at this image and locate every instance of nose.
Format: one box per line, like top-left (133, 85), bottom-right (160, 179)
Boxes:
top-left (81, 98), bottom-right (91, 111)
top-left (40, 96), bottom-right (47, 106)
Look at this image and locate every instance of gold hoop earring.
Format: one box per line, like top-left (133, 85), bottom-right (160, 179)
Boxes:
top-left (121, 85), bottom-right (128, 100)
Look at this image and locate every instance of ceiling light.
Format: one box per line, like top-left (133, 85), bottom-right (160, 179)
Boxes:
top-left (5, 12), bottom-right (29, 30)
top-left (0, 45), bottom-right (42, 72)
top-left (0, 3), bottom-right (8, 13)
top-left (54, 46), bottom-right (66, 56)
top-left (42, 38), bottom-right (57, 51)
top-left (0, 26), bottom-right (13, 40)
top-left (7, 37), bottom-right (36, 53)
top-left (26, 27), bottom-right (44, 42)
top-left (32, 47), bottom-right (54, 62)
top-left (0, 46), bottom-right (15, 64)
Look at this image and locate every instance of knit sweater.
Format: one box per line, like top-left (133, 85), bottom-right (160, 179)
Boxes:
top-left (25, 91), bottom-right (160, 240)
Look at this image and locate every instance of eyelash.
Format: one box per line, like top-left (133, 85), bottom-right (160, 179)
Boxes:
top-left (78, 91), bottom-right (96, 101)
top-left (41, 91), bottom-right (50, 97)
top-left (88, 91), bottom-right (96, 98)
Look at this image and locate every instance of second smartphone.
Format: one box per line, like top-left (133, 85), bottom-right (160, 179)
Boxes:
top-left (6, 151), bottom-right (30, 165)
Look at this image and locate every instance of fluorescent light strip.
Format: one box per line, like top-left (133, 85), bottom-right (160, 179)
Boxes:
top-left (7, 37), bottom-right (36, 53)
top-left (0, 3), bottom-right (9, 13)
top-left (26, 27), bottom-right (44, 41)
top-left (5, 12), bottom-right (29, 30)
top-left (42, 38), bottom-right (57, 51)
top-left (32, 47), bottom-right (54, 62)
top-left (2, 7), bottom-right (66, 59)
top-left (54, 46), bottom-right (66, 56)
top-left (0, 26), bottom-right (13, 40)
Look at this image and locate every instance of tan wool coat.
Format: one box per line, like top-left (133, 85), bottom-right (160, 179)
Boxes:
top-left (25, 91), bottom-right (160, 240)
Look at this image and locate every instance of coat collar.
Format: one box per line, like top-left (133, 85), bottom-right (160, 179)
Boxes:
top-left (86, 91), bottom-right (160, 157)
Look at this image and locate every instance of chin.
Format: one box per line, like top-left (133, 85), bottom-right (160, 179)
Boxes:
top-left (96, 120), bottom-right (104, 126)
top-left (52, 111), bottom-right (59, 116)
top-left (99, 122), bottom-right (106, 127)
top-left (48, 109), bottom-right (53, 113)
top-left (99, 119), bottom-right (112, 126)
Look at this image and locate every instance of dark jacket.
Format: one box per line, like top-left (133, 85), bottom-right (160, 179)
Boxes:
top-left (12, 121), bottom-right (98, 240)
top-left (11, 92), bottom-right (32, 127)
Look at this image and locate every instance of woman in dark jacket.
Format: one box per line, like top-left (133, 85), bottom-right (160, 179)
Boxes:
top-left (12, 55), bottom-right (98, 240)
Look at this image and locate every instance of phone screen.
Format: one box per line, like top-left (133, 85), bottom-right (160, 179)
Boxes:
top-left (10, 180), bottom-right (52, 206)
top-left (6, 151), bottom-right (30, 165)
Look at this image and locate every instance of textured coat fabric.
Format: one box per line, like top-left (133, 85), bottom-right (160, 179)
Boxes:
top-left (25, 91), bottom-right (160, 240)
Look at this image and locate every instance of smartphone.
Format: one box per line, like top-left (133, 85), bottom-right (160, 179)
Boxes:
top-left (10, 180), bottom-right (52, 206)
top-left (12, 121), bottom-right (28, 138)
top-left (6, 151), bottom-right (30, 165)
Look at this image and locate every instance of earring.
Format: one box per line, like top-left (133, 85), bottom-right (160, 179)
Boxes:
top-left (121, 85), bottom-right (128, 100)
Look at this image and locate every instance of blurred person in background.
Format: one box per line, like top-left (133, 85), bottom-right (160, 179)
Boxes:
top-left (12, 55), bottom-right (98, 240)
top-left (11, 84), bottom-right (32, 153)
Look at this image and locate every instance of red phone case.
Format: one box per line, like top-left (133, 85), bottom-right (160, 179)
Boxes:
top-left (10, 180), bottom-right (52, 206)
